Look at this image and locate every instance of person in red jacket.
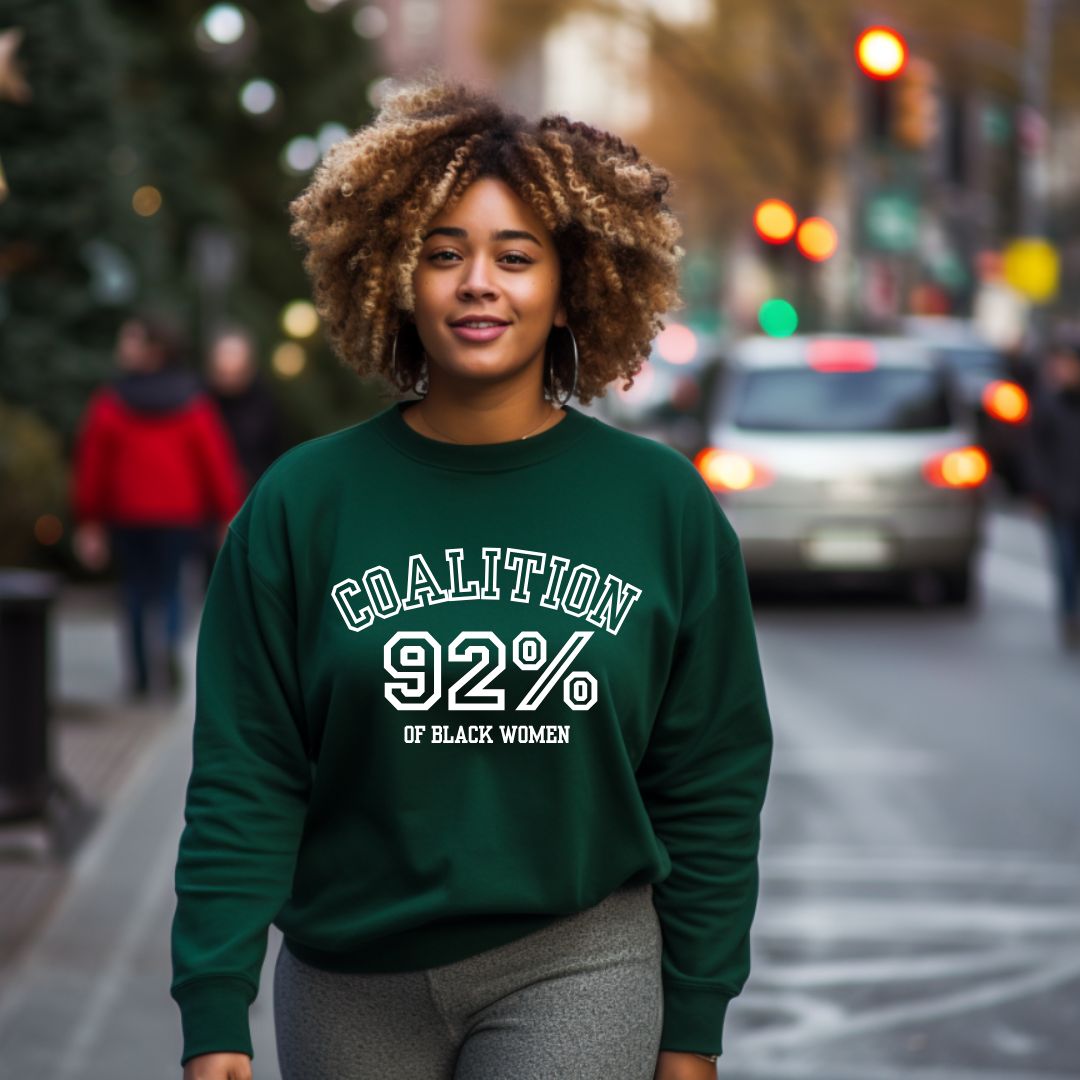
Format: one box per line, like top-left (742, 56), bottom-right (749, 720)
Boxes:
top-left (70, 313), bottom-right (247, 698)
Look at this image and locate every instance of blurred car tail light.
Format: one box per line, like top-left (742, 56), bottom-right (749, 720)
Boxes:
top-left (807, 339), bottom-right (877, 371)
top-left (922, 446), bottom-right (990, 488)
top-left (982, 380), bottom-right (1029, 423)
top-left (694, 447), bottom-right (774, 492)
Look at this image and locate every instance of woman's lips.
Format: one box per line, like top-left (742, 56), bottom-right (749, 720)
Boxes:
top-left (450, 323), bottom-right (509, 343)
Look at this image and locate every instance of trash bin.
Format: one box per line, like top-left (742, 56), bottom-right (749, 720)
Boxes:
top-left (0, 567), bottom-right (60, 822)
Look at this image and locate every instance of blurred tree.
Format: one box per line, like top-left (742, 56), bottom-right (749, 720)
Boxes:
top-left (105, 0), bottom-right (388, 440)
top-left (484, 0), bottom-right (853, 230)
top-left (483, 0), bottom-right (1080, 327)
top-left (0, 0), bottom-right (387, 457)
top-left (0, 397), bottom-right (67, 568)
top-left (0, 0), bottom-right (126, 439)
top-left (485, 0), bottom-right (1080, 216)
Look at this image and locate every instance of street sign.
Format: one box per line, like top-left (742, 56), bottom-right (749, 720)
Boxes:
top-left (864, 193), bottom-right (918, 252)
top-left (1003, 237), bottom-right (1059, 303)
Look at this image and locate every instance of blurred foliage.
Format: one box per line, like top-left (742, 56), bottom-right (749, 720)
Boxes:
top-left (0, 0), bottom-right (390, 464)
top-left (484, 0), bottom-right (1080, 230)
top-left (0, 397), bottom-right (68, 568)
top-left (0, 0), bottom-right (126, 443)
top-left (108, 0), bottom-right (392, 442)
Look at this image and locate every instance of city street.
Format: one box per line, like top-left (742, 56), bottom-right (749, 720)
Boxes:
top-left (722, 502), bottom-right (1080, 1079)
top-left (0, 501), bottom-right (1076, 1078)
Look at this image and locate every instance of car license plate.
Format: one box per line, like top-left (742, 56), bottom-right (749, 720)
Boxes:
top-left (803, 530), bottom-right (891, 567)
top-left (827, 475), bottom-right (877, 501)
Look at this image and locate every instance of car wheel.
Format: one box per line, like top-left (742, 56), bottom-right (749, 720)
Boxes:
top-left (940, 564), bottom-right (976, 607)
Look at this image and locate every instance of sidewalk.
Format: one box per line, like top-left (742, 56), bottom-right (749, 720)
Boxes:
top-left (0, 574), bottom-right (283, 1077)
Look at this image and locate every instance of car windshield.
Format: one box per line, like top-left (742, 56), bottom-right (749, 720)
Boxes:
top-left (730, 367), bottom-right (952, 432)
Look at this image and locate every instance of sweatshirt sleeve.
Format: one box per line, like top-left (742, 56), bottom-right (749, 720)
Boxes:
top-left (635, 480), bottom-right (773, 1057)
top-left (170, 506), bottom-right (312, 1067)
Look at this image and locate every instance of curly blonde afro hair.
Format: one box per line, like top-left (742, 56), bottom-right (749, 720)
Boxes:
top-left (287, 71), bottom-right (686, 406)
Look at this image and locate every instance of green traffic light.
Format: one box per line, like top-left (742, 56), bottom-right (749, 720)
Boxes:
top-left (759, 299), bottom-right (798, 337)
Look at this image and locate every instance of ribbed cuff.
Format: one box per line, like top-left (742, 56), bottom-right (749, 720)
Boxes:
top-left (658, 981), bottom-right (732, 1056)
top-left (173, 976), bottom-right (255, 1067)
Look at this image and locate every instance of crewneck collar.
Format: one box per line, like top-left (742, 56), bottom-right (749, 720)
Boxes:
top-left (370, 399), bottom-right (591, 472)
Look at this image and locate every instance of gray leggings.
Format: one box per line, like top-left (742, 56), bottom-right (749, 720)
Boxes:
top-left (273, 882), bottom-right (663, 1080)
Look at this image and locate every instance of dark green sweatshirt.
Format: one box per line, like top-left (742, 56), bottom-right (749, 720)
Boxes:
top-left (170, 399), bottom-right (773, 1066)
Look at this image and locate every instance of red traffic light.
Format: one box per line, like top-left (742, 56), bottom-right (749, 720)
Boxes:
top-left (796, 217), bottom-right (838, 261)
top-left (754, 199), bottom-right (797, 244)
top-left (856, 26), bottom-right (907, 80)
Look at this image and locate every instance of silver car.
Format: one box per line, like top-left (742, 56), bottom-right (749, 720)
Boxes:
top-left (696, 334), bottom-right (991, 604)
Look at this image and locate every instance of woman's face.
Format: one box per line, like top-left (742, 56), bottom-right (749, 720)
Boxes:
top-left (411, 176), bottom-right (566, 393)
top-left (116, 320), bottom-right (150, 371)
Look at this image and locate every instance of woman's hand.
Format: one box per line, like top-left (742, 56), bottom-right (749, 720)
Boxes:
top-left (653, 1049), bottom-right (718, 1079)
top-left (73, 523), bottom-right (110, 572)
top-left (182, 1051), bottom-right (253, 1079)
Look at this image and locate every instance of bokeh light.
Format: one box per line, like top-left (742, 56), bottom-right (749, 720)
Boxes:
top-left (758, 298), bottom-right (799, 337)
top-left (855, 26), bottom-right (908, 80)
top-left (754, 199), bottom-right (797, 244)
top-left (354, 5), bottom-right (390, 38)
top-left (655, 323), bottom-right (698, 365)
top-left (200, 4), bottom-right (246, 47)
top-left (132, 185), bottom-right (162, 217)
top-left (272, 341), bottom-right (307, 377)
top-left (694, 448), bottom-right (773, 492)
top-left (796, 217), bottom-right (838, 261)
top-left (240, 78), bottom-right (277, 115)
top-left (317, 122), bottom-right (349, 155)
top-left (281, 300), bottom-right (319, 338)
top-left (983, 381), bottom-right (1029, 423)
top-left (282, 136), bottom-right (320, 174)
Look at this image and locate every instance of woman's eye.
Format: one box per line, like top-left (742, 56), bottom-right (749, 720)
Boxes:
top-left (428, 251), bottom-right (532, 266)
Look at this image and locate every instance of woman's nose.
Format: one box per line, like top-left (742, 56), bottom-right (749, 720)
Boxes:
top-left (457, 260), bottom-right (499, 299)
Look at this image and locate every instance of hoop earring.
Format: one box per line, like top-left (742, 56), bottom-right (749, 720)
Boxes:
top-left (392, 327), bottom-right (428, 397)
top-left (547, 325), bottom-right (579, 406)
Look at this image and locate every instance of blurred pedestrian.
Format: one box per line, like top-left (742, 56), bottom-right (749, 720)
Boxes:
top-left (1024, 342), bottom-right (1080, 650)
top-left (70, 312), bottom-right (247, 698)
top-left (199, 326), bottom-right (287, 587)
top-left (171, 75), bottom-right (772, 1080)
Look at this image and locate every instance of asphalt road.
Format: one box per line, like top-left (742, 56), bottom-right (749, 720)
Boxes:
top-left (0, 501), bottom-right (1075, 1078)
top-left (721, 502), bottom-right (1080, 1079)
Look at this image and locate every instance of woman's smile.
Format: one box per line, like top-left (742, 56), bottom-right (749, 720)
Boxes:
top-left (449, 322), bottom-right (510, 343)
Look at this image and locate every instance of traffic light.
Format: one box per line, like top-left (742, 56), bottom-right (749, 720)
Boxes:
top-left (796, 217), bottom-right (838, 262)
top-left (892, 57), bottom-right (941, 151)
top-left (854, 26), bottom-right (906, 144)
top-left (753, 199), bottom-right (797, 244)
top-left (855, 26), bottom-right (907, 80)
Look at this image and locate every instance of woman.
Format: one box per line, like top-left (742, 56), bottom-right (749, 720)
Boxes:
top-left (197, 325), bottom-right (289, 590)
top-left (171, 74), bottom-right (773, 1080)
top-left (70, 313), bottom-right (246, 698)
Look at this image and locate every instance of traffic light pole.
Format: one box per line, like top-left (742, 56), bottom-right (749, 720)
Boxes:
top-left (1019, 0), bottom-right (1053, 238)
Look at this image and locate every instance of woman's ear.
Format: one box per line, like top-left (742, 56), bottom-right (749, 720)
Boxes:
top-left (553, 301), bottom-right (568, 329)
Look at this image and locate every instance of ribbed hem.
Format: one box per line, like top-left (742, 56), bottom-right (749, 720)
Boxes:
top-left (658, 982), bottom-right (732, 1057)
top-left (172, 975), bottom-right (255, 1067)
top-left (369, 400), bottom-right (591, 473)
top-left (284, 908), bottom-right (569, 974)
